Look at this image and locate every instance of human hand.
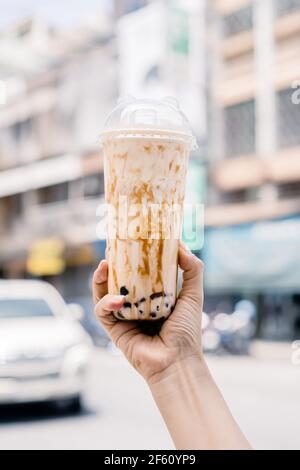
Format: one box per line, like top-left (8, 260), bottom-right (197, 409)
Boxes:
top-left (93, 242), bottom-right (204, 384)
top-left (94, 247), bottom-right (252, 450)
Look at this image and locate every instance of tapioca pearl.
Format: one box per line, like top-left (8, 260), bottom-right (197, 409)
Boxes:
top-left (116, 311), bottom-right (125, 319)
top-left (134, 297), bottom-right (146, 308)
top-left (150, 300), bottom-right (160, 315)
top-left (120, 286), bottom-right (129, 296)
top-left (150, 312), bottom-right (157, 319)
top-left (163, 305), bottom-right (169, 313)
top-left (150, 292), bottom-right (165, 300)
top-left (124, 302), bottom-right (132, 309)
top-left (150, 294), bottom-right (165, 314)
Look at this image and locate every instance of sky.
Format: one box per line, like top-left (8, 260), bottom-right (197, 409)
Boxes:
top-left (0, 0), bottom-right (112, 30)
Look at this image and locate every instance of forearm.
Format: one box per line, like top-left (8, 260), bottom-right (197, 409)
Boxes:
top-left (148, 355), bottom-right (251, 450)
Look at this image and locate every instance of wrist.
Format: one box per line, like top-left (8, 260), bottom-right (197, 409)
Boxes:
top-left (147, 352), bottom-right (208, 392)
top-left (148, 353), bottom-right (251, 451)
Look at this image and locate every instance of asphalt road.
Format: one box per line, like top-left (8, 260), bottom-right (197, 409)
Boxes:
top-left (0, 343), bottom-right (299, 450)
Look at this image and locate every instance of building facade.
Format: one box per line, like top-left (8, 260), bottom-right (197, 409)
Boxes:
top-left (0, 18), bottom-right (117, 339)
top-left (204, 0), bottom-right (300, 339)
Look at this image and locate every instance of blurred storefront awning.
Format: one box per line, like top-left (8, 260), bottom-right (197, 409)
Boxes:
top-left (0, 154), bottom-right (81, 198)
top-left (203, 216), bottom-right (300, 294)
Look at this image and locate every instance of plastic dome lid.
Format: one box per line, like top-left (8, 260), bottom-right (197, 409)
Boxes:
top-left (101, 97), bottom-right (197, 150)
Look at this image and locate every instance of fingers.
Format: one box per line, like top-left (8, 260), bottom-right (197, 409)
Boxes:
top-left (96, 293), bottom-right (125, 315)
top-left (178, 242), bottom-right (204, 300)
top-left (93, 260), bottom-right (108, 304)
top-left (94, 294), bottom-right (125, 326)
top-left (94, 294), bottom-right (139, 349)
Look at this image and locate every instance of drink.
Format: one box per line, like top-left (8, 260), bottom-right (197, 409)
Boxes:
top-left (101, 98), bottom-right (196, 320)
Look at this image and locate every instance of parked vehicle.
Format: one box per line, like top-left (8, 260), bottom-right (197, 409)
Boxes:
top-left (0, 280), bottom-right (93, 411)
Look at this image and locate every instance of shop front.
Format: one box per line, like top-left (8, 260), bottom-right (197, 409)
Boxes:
top-left (203, 216), bottom-right (300, 339)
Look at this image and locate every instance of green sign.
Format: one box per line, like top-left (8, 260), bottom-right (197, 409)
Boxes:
top-left (167, 2), bottom-right (190, 56)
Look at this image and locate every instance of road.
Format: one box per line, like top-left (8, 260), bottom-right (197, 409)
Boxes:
top-left (0, 342), bottom-right (299, 450)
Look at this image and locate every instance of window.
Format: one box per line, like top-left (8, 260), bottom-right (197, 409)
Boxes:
top-left (115, 0), bottom-right (148, 17)
top-left (276, 0), bottom-right (300, 17)
top-left (10, 118), bottom-right (33, 142)
top-left (277, 88), bottom-right (300, 148)
top-left (83, 174), bottom-right (104, 198)
top-left (224, 100), bottom-right (256, 158)
top-left (222, 189), bottom-right (248, 204)
top-left (2, 195), bottom-right (23, 229)
top-left (10, 122), bottom-right (22, 142)
top-left (38, 183), bottom-right (69, 205)
top-left (9, 118), bottom-right (37, 164)
top-left (278, 181), bottom-right (300, 199)
top-left (0, 299), bottom-right (53, 319)
top-left (222, 5), bottom-right (253, 38)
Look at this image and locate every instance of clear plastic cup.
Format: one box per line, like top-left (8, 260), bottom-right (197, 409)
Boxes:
top-left (100, 97), bottom-right (196, 321)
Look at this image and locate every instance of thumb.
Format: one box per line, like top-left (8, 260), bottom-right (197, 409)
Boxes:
top-left (178, 243), bottom-right (204, 303)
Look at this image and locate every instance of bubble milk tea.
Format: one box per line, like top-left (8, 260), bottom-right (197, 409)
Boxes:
top-left (101, 98), bottom-right (196, 321)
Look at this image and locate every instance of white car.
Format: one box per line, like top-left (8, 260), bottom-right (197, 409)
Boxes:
top-left (0, 280), bottom-right (93, 411)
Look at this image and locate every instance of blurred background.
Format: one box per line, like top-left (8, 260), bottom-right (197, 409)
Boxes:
top-left (0, 0), bottom-right (300, 450)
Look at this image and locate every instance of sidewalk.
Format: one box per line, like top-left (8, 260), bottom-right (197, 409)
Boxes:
top-left (250, 340), bottom-right (293, 362)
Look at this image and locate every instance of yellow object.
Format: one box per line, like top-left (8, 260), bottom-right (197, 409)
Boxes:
top-left (27, 238), bottom-right (66, 276)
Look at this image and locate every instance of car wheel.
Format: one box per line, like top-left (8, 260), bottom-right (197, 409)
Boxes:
top-left (68, 395), bottom-right (82, 413)
top-left (54, 395), bottom-right (82, 414)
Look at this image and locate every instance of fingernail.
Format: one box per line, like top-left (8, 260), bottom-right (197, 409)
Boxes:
top-left (94, 261), bottom-right (107, 283)
top-left (112, 295), bottom-right (125, 303)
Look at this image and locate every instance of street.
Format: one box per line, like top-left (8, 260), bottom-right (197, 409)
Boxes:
top-left (0, 342), bottom-right (299, 450)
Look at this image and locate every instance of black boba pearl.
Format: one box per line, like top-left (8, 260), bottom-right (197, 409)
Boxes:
top-left (156, 305), bottom-right (160, 311)
top-left (139, 310), bottom-right (143, 314)
top-left (135, 297), bottom-right (146, 307)
top-left (120, 286), bottom-right (129, 296)
top-left (165, 303), bottom-right (169, 308)
top-left (124, 302), bottom-right (132, 308)
top-left (117, 311), bottom-right (125, 319)
top-left (150, 312), bottom-right (157, 318)
top-left (150, 292), bottom-right (164, 300)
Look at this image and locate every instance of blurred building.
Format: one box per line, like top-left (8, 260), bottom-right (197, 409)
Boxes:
top-left (117, 0), bottom-right (208, 252)
top-left (204, 0), bottom-right (300, 339)
top-left (114, 0), bottom-right (150, 18)
top-left (117, 0), bottom-right (207, 139)
top-left (1, 0), bottom-right (300, 342)
top-left (0, 16), bottom-right (117, 323)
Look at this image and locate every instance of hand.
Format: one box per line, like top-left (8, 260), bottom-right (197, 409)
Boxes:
top-left (93, 242), bottom-right (204, 383)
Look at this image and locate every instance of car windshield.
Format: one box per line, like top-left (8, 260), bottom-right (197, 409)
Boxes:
top-left (0, 299), bottom-right (54, 319)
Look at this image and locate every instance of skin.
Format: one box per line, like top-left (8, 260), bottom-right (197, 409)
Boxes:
top-left (93, 242), bottom-right (252, 450)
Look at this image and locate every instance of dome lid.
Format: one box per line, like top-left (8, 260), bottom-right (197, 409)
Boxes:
top-left (101, 97), bottom-right (197, 150)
